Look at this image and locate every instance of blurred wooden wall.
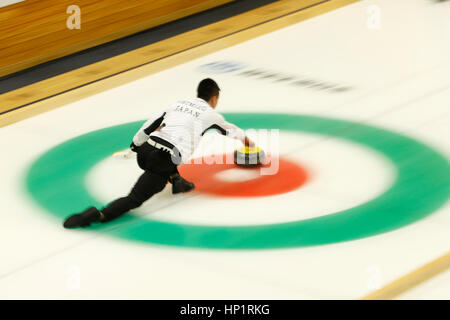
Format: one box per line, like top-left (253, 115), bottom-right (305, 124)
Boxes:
top-left (0, 0), bottom-right (232, 77)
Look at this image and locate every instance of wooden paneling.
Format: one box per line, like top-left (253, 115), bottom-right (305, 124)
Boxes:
top-left (0, 0), bottom-right (233, 77)
top-left (1, 0), bottom-right (353, 123)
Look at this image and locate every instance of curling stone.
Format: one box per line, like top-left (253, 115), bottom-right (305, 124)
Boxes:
top-left (234, 146), bottom-right (265, 167)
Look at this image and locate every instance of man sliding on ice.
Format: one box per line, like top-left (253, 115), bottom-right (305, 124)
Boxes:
top-left (64, 78), bottom-right (254, 228)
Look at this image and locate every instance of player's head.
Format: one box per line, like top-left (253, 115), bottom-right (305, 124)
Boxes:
top-left (197, 78), bottom-right (220, 108)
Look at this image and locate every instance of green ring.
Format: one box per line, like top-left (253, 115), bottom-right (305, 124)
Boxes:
top-left (25, 113), bottom-right (450, 249)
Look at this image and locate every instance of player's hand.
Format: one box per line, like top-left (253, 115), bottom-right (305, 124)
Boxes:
top-left (244, 136), bottom-right (255, 147)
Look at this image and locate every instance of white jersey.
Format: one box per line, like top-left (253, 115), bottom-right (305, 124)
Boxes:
top-left (133, 97), bottom-right (246, 163)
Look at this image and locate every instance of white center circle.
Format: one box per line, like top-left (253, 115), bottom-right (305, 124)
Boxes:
top-left (215, 168), bottom-right (261, 182)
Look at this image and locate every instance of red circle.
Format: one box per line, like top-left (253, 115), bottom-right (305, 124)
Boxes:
top-left (178, 154), bottom-right (308, 197)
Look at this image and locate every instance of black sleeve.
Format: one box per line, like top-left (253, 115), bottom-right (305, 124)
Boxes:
top-left (143, 112), bottom-right (166, 135)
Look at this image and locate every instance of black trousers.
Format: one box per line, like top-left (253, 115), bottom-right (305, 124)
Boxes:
top-left (101, 143), bottom-right (178, 222)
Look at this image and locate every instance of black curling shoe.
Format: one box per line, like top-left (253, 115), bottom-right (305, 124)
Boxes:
top-left (171, 175), bottom-right (195, 194)
top-left (63, 207), bottom-right (101, 228)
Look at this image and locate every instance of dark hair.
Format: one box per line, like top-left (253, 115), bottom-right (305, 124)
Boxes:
top-left (197, 78), bottom-right (220, 101)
